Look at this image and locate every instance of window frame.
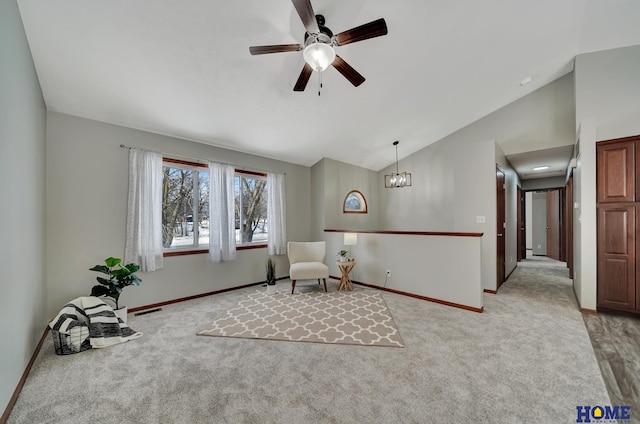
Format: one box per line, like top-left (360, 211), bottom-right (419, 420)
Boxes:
top-left (343, 190), bottom-right (368, 214)
top-left (162, 158), bottom-right (209, 257)
top-left (161, 161), bottom-right (270, 257)
top-left (234, 169), bottom-right (268, 249)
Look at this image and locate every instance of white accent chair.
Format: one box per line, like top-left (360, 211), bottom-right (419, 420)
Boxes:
top-left (287, 241), bottom-right (329, 294)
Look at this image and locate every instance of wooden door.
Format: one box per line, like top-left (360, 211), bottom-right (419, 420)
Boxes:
top-left (597, 204), bottom-right (636, 311)
top-left (597, 141), bottom-right (635, 203)
top-left (566, 173), bottom-right (574, 277)
top-left (496, 166), bottom-right (506, 288)
top-left (517, 186), bottom-right (524, 261)
top-left (546, 190), bottom-right (560, 260)
top-left (560, 188), bottom-right (566, 262)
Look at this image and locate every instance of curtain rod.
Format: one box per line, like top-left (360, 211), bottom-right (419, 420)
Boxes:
top-left (119, 144), bottom-right (285, 175)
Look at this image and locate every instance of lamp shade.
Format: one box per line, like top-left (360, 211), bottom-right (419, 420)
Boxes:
top-left (303, 42), bottom-right (336, 72)
top-left (344, 233), bottom-right (358, 246)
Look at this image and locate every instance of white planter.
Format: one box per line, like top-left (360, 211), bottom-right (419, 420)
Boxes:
top-left (267, 285), bottom-right (277, 295)
top-left (114, 306), bottom-right (128, 324)
top-left (339, 257), bottom-right (347, 262)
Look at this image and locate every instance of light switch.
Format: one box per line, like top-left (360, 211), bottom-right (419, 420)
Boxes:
top-left (476, 216), bottom-right (486, 223)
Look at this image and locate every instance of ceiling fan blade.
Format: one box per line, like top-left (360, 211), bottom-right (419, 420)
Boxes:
top-left (335, 18), bottom-right (388, 46)
top-left (293, 63), bottom-right (313, 91)
top-left (249, 44), bottom-right (302, 55)
top-left (332, 55), bottom-right (365, 87)
top-left (292, 0), bottom-right (319, 34)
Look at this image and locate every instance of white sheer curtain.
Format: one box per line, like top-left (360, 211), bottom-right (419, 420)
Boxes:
top-left (124, 148), bottom-right (164, 271)
top-left (209, 162), bottom-right (236, 262)
top-left (267, 172), bottom-right (287, 255)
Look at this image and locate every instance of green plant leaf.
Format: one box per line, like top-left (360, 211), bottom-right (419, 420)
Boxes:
top-left (89, 265), bottom-right (110, 274)
top-left (124, 263), bottom-right (140, 273)
top-left (112, 268), bottom-right (131, 278)
top-left (104, 257), bottom-right (121, 268)
top-left (96, 276), bottom-right (113, 286)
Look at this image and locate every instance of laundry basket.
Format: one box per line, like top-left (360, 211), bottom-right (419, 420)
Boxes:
top-left (51, 325), bottom-right (91, 355)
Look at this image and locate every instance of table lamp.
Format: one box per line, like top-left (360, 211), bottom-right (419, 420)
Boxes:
top-left (344, 233), bottom-right (358, 260)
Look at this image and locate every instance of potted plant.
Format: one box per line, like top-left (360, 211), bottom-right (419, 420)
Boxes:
top-left (89, 257), bottom-right (142, 323)
top-left (266, 258), bottom-right (277, 294)
top-left (337, 250), bottom-right (348, 262)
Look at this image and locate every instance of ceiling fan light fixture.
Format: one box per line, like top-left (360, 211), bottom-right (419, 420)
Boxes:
top-left (303, 42), bottom-right (336, 72)
top-left (249, 2), bottom-right (388, 91)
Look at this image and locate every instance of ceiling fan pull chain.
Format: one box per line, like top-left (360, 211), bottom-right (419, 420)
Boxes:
top-left (318, 72), bottom-right (323, 96)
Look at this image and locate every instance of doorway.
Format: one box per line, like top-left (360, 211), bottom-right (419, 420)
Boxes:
top-left (526, 189), bottom-right (561, 259)
top-left (496, 166), bottom-right (506, 288)
top-left (518, 183), bottom-right (574, 284)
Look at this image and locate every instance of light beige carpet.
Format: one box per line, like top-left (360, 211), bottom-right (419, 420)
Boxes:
top-left (197, 290), bottom-right (404, 347)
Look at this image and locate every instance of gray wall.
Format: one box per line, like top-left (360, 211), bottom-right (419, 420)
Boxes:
top-left (377, 136), bottom-right (499, 290)
top-left (0, 0), bottom-right (47, 415)
top-left (45, 112), bottom-right (312, 318)
top-left (574, 45), bottom-right (640, 309)
top-left (310, 159), bottom-right (326, 240)
top-left (321, 158), bottom-right (379, 231)
top-left (522, 176), bottom-right (566, 191)
top-left (375, 129), bottom-right (531, 289)
top-left (372, 74), bottom-right (575, 289)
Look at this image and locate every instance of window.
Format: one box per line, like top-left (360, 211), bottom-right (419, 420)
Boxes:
top-left (343, 190), bottom-right (367, 213)
top-left (161, 160), bottom-right (270, 254)
top-left (162, 159), bottom-right (209, 252)
top-left (235, 170), bottom-right (268, 246)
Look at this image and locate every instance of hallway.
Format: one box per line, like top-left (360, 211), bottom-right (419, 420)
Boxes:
top-left (506, 256), bottom-right (640, 422)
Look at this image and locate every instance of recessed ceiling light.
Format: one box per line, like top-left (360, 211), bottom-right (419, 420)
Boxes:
top-left (520, 76), bottom-right (532, 86)
top-left (533, 165), bottom-right (549, 171)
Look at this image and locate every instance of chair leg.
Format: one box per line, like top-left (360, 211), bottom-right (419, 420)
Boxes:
top-left (323, 278), bottom-right (327, 292)
top-left (318, 279), bottom-right (321, 285)
top-left (291, 280), bottom-right (296, 294)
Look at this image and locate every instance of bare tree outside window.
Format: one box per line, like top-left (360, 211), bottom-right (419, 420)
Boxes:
top-left (162, 162), bottom-right (209, 249)
top-left (161, 161), bottom-right (268, 253)
top-left (235, 173), bottom-right (268, 245)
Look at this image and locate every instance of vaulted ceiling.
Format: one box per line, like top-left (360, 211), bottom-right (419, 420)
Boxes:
top-left (16, 0), bottom-right (640, 179)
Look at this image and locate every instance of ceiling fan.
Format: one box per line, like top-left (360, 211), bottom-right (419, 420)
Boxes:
top-left (249, 0), bottom-right (388, 92)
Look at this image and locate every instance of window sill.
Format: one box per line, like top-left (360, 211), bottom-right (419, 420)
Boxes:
top-left (237, 244), bottom-right (267, 250)
top-left (163, 244), bottom-right (267, 257)
top-left (164, 249), bottom-right (208, 257)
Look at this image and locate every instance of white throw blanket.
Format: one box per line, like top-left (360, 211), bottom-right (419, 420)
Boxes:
top-left (49, 296), bottom-right (143, 350)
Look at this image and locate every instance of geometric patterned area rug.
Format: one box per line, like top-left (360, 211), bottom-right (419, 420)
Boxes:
top-left (197, 290), bottom-right (404, 348)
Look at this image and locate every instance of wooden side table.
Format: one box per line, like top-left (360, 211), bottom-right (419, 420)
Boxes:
top-left (336, 260), bottom-right (356, 291)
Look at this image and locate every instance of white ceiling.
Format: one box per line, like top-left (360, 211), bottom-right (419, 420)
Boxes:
top-left (16, 0), bottom-right (640, 178)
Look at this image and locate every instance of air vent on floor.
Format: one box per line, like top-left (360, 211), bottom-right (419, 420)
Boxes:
top-left (133, 308), bottom-right (163, 316)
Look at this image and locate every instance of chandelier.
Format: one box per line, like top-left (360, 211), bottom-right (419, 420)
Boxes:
top-left (384, 141), bottom-right (412, 188)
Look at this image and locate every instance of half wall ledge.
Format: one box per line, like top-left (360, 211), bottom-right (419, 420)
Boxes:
top-left (323, 229), bottom-right (484, 312)
top-left (324, 229), bottom-right (483, 237)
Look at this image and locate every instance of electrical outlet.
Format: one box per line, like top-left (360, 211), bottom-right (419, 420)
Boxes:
top-left (386, 269), bottom-right (391, 277)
